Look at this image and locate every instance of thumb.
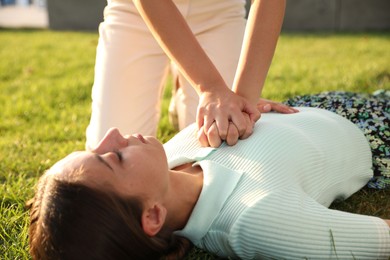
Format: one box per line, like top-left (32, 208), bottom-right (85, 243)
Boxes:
top-left (244, 103), bottom-right (261, 123)
top-left (258, 104), bottom-right (272, 113)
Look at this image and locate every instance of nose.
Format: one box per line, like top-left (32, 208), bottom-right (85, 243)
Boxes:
top-left (92, 128), bottom-right (128, 154)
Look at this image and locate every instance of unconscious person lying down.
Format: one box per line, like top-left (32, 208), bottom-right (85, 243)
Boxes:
top-left (28, 92), bottom-right (390, 259)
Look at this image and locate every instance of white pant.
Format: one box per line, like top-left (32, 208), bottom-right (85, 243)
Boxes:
top-left (86, 0), bottom-right (247, 149)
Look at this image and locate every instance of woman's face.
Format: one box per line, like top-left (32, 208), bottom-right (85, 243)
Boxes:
top-left (51, 128), bottom-right (170, 200)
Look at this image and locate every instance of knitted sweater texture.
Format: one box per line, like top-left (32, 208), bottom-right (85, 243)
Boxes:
top-left (164, 107), bottom-right (390, 259)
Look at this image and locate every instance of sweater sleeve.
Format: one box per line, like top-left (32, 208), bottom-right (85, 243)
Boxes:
top-left (228, 188), bottom-right (390, 259)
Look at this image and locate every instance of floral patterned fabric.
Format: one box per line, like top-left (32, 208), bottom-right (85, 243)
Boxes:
top-left (284, 90), bottom-right (390, 189)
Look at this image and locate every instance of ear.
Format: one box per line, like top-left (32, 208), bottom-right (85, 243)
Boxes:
top-left (141, 203), bottom-right (167, 237)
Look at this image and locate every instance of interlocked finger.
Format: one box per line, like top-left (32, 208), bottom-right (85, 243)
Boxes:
top-left (226, 121), bottom-right (239, 146)
top-left (207, 122), bottom-right (222, 148)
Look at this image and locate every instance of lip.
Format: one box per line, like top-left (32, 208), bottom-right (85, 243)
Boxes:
top-left (133, 134), bottom-right (146, 144)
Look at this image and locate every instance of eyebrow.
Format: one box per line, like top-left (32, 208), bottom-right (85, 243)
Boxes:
top-left (94, 154), bottom-right (113, 171)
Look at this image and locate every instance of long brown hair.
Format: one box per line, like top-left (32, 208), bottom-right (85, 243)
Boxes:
top-left (27, 173), bottom-right (192, 259)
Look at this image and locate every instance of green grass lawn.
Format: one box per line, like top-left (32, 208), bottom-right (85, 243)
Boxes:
top-left (0, 29), bottom-right (389, 259)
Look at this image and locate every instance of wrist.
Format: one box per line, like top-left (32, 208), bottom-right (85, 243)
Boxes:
top-left (196, 80), bottom-right (229, 95)
top-left (234, 89), bottom-right (260, 105)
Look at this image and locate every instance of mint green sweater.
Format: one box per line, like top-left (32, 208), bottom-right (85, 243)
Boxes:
top-left (165, 107), bottom-right (390, 259)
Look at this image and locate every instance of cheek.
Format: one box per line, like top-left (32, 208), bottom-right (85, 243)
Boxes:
top-left (138, 148), bottom-right (167, 168)
top-left (122, 148), bottom-right (167, 180)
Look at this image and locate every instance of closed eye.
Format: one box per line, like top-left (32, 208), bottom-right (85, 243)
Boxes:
top-left (114, 150), bottom-right (123, 162)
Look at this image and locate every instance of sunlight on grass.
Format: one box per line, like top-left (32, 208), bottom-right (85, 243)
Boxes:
top-left (263, 33), bottom-right (390, 100)
top-left (0, 29), bottom-right (389, 259)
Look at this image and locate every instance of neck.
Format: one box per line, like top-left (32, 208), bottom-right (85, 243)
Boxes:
top-left (163, 165), bottom-right (203, 230)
